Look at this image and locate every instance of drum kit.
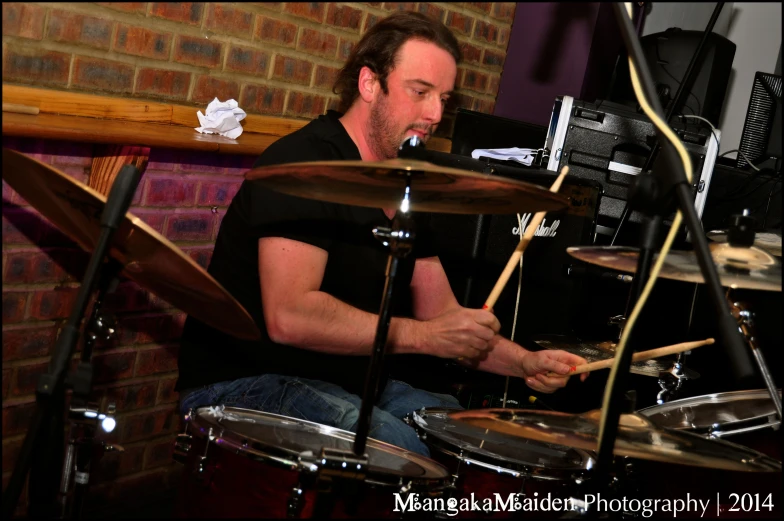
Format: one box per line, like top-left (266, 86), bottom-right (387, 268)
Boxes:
top-left (3, 139), bottom-right (781, 519)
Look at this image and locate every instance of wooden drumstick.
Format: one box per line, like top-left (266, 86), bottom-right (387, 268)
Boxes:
top-left (483, 166), bottom-right (570, 310)
top-left (544, 338), bottom-right (715, 377)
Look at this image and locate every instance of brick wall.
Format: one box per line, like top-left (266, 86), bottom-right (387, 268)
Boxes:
top-left (2, 2), bottom-right (517, 137)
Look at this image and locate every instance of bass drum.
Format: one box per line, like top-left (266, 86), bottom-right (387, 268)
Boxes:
top-left (629, 389), bottom-right (782, 518)
top-left (409, 407), bottom-right (595, 518)
top-left (175, 406), bottom-right (450, 518)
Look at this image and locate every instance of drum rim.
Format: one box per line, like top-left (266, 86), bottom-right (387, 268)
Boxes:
top-left (410, 407), bottom-right (596, 480)
top-left (188, 406), bottom-right (450, 486)
top-left (638, 389), bottom-right (782, 435)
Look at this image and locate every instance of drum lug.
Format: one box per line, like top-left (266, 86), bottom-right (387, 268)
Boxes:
top-left (287, 486), bottom-right (305, 518)
top-left (194, 427), bottom-right (215, 481)
top-left (172, 409), bottom-right (193, 465)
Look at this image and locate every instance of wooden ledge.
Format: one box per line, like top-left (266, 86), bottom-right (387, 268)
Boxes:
top-left (2, 85), bottom-right (452, 155)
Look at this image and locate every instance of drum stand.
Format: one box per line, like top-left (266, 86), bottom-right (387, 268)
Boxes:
top-left (1, 165), bottom-right (141, 519)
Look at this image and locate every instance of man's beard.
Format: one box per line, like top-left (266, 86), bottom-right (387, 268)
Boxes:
top-left (368, 93), bottom-right (430, 160)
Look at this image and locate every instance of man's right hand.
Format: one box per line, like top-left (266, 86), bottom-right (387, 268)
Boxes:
top-left (417, 307), bottom-right (501, 360)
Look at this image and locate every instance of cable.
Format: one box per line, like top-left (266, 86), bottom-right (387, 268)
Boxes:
top-left (679, 114), bottom-right (720, 152)
top-left (598, 2), bottom-right (694, 446)
top-left (719, 149), bottom-right (762, 172)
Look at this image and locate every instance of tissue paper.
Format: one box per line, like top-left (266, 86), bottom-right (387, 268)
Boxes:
top-left (471, 147), bottom-right (537, 166)
top-left (195, 98), bottom-right (247, 139)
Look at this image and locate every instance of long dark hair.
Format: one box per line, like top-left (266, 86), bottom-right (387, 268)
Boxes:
top-left (333, 11), bottom-right (461, 113)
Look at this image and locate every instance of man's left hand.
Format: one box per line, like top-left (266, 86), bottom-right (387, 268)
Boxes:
top-left (520, 350), bottom-right (589, 393)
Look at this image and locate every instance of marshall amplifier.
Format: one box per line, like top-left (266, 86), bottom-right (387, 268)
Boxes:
top-left (424, 150), bottom-right (603, 340)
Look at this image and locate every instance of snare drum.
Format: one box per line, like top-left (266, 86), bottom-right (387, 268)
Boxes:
top-left (409, 408), bottom-right (595, 518)
top-left (175, 406), bottom-right (450, 518)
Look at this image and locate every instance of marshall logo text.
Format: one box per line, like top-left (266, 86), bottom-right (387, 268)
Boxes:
top-left (512, 213), bottom-right (560, 238)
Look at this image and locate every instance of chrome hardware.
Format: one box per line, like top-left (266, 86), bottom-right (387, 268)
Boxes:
top-left (69, 401), bottom-right (117, 433)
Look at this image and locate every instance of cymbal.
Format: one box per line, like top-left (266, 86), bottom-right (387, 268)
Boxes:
top-left (244, 158), bottom-right (570, 215)
top-left (707, 229), bottom-right (782, 257)
top-left (448, 408), bottom-right (781, 472)
top-left (531, 336), bottom-right (699, 378)
top-left (2, 148), bottom-right (260, 341)
top-left (567, 244), bottom-right (782, 292)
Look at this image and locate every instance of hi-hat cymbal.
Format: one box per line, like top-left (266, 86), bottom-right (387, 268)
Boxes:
top-left (707, 229), bottom-right (782, 257)
top-left (244, 158), bottom-right (569, 215)
top-left (448, 408), bottom-right (781, 472)
top-left (567, 244), bottom-right (782, 292)
top-left (2, 148), bottom-right (260, 341)
top-left (531, 336), bottom-right (700, 378)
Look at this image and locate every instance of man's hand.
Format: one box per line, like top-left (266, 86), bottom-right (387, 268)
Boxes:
top-left (520, 350), bottom-right (589, 393)
top-left (417, 308), bottom-right (501, 360)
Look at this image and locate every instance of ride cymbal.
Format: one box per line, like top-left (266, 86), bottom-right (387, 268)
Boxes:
top-left (707, 229), bottom-right (782, 257)
top-left (448, 408), bottom-right (781, 472)
top-left (2, 148), bottom-right (260, 340)
top-left (245, 158), bottom-right (569, 215)
top-left (567, 244), bottom-right (782, 292)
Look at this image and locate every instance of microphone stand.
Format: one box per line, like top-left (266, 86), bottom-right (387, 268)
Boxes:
top-left (2, 164), bottom-right (142, 519)
top-left (610, 2), bottom-right (726, 247)
top-left (588, 3), bottom-right (756, 508)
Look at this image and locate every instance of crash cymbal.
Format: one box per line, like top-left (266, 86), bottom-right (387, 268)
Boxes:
top-left (531, 336), bottom-right (700, 378)
top-left (2, 148), bottom-right (260, 341)
top-left (448, 408), bottom-right (781, 472)
top-left (244, 158), bottom-right (569, 215)
top-left (707, 229), bottom-right (782, 257)
top-left (567, 244), bottom-right (782, 292)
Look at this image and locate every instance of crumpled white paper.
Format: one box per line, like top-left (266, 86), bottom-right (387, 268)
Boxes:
top-left (195, 98), bottom-right (247, 139)
top-left (471, 147), bottom-right (537, 166)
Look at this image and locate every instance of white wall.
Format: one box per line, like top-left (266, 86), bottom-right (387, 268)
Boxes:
top-left (641, 3), bottom-right (781, 156)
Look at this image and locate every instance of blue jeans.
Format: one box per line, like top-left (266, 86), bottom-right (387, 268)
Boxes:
top-left (179, 375), bottom-right (462, 457)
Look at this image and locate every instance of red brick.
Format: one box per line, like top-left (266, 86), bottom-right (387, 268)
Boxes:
top-left (418, 3), bottom-right (446, 22)
top-left (197, 180), bottom-right (241, 206)
top-left (452, 91), bottom-right (476, 111)
top-left (96, 3), bottom-right (147, 14)
top-left (2, 48), bottom-right (70, 87)
top-left (93, 444), bottom-right (145, 481)
top-left (286, 91), bottom-right (327, 118)
top-left (491, 2), bottom-right (516, 23)
top-left (283, 2), bottom-right (326, 23)
top-left (255, 16), bottom-right (297, 47)
top-left (184, 244), bottom-right (213, 268)
top-left (473, 20), bottom-right (499, 44)
top-left (297, 28), bottom-right (338, 59)
top-left (72, 56), bottom-right (134, 94)
top-left (3, 179), bottom-right (21, 205)
top-left (2, 3), bottom-right (46, 40)
top-left (2, 369), bottom-right (10, 399)
top-left (166, 212), bottom-right (215, 241)
top-left (326, 4), bottom-right (364, 32)
top-left (128, 208), bottom-right (167, 234)
top-left (136, 345), bottom-right (179, 377)
top-left (28, 287), bottom-right (80, 320)
top-left (2, 290), bottom-right (28, 323)
top-left (482, 48), bottom-right (505, 70)
top-left (248, 2), bottom-right (283, 11)
top-left (338, 38), bottom-right (356, 61)
top-left (120, 408), bottom-right (178, 443)
top-left (174, 35), bottom-right (224, 68)
top-left (135, 68), bottom-right (191, 101)
top-left (114, 24), bottom-right (172, 60)
top-left (473, 98), bottom-right (495, 114)
top-left (2, 400), bottom-right (37, 436)
top-left (118, 313), bottom-right (181, 346)
top-left (383, 3), bottom-right (417, 11)
top-left (105, 382), bottom-right (158, 411)
top-left (46, 10), bottom-right (113, 50)
top-left (240, 84), bottom-right (287, 116)
top-left (314, 65), bottom-right (340, 89)
top-left (460, 41), bottom-right (482, 65)
top-left (362, 13), bottom-right (381, 34)
top-left (103, 281), bottom-right (153, 314)
top-left (225, 45), bottom-right (270, 76)
top-left (92, 351), bottom-right (136, 385)
top-left (444, 11), bottom-right (474, 36)
top-left (11, 361), bottom-right (49, 397)
top-left (141, 176), bottom-right (198, 206)
top-left (488, 74), bottom-right (501, 96)
top-left (205, 4), bottom-right (253, 37)
top-left (144, 437), bottom-right (175, 469)
top-left (464, 3), bottom-right (492, 14)
top-left (327, 97), bottom-right (340, 112)
top-left (156, 378), bottom-right (179, 405)
top-left (192, 75), bottom-right (241, 105)
top-left (272, 55), bottom-right (312, 85)
top-left (2, 248), bottom-right (86, 284)
top-left (150, 3), bottom-right (204, 26)
top-left (146, 149), bottom-right (179, 171)
top-left (3, 437), bottom-right (23, 473)
top-left (498, 26), bottom-right (510, 48)
top-left (462, 69), bottom-right (489, 93)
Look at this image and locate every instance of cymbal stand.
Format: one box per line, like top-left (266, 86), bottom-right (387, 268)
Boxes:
top-left (728, 296), bottom-right (782, 420)
top-left (1, 165), bottom-right (141, 519)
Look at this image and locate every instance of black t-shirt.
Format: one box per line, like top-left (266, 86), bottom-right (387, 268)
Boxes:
top-left (176, 111), bottom-right (442, 396)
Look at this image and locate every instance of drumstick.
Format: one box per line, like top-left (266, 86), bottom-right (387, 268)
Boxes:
top-left (545, 338), bottom-right (715, 377)
top-left (483, 166), bottom-right (569, 310)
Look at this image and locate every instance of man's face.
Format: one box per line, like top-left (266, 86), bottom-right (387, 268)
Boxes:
top-left (368, 38), bottom-right (457, 160)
